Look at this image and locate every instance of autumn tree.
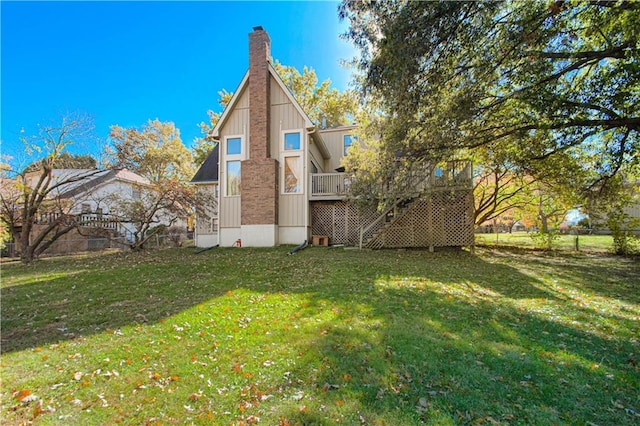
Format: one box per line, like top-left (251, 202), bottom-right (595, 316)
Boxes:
top-left (273, 60), bottom-right (359, 127)
top-left (106, 119), bottom-right (199, 250)
top-left (0, 115), bottom-right (102, 263)
top-left (108, 119), bottom-right (193, 182)
top-left (473, 160), bottom-right (534, 228)
top-left (339, 0), bottom-right (639, 210)
top-left (24, 152), bottom-right (97, 172)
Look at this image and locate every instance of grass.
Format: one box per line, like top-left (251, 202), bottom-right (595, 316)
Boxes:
top-left (475, 232), bottom-right (615, 252)
top-left (1, 246), bottom-right (638, 425)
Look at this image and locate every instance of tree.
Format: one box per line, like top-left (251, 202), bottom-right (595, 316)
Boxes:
top-left (339, 0), bottom-right (639, 197)
top-left (584, 175), bottom-right (640, 254)
top-left (106, 120), bottom-right (198, 250)
top-left (473, 160), bottom-right (534, 228)
top-left (24, 152), bottom-right (97, 172)
top-left (0, 115), bottom-right (102, 263)
top-left (108, 119), bottom-right (193, 182)
top-left (191, 90), bottom-right (234, 166)
top-left (105, 179), bottom-right (195, 250)
top-left (519, 181), bottom-right (575, 249)
top-left (272, 60), bottom-right (359, 127)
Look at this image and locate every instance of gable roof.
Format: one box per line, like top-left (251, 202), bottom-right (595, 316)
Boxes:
top-left (211, 63), bottom-right (315, 138)
top-left (190, 144), bottom-right (220, 183)
top-left (58, 168), bottom-right (150, 199)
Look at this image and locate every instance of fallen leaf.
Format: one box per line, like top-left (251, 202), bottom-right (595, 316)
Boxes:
top-left (13, 389), bottom-right (31, 401)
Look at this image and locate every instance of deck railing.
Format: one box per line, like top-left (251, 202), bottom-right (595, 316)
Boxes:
top-left (34, 212), bottom-right (119, 230)
top-left (309, 162), bottom-right (472, 201)
top-left (310, 173), bottom-right (351, 199)
top-left (78, 213), bottom-right (118, 230)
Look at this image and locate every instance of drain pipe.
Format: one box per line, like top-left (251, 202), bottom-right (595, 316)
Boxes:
top-left (289, 240), bottom-right (308, 255)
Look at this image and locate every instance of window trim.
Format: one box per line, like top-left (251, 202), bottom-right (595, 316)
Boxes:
top-left (343, 134), bottom-right (356, 156)
top-left (280, 129), bottom-right (305, 195)
top-left (282, 155), bottom-right (303, 195)
top-left (283, 129), bottom-right (303, 151)
top-left (224, 134), bottom-right (244, 197)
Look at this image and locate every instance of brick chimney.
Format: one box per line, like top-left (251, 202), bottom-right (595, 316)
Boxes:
top-left (248, 26), bottom-right (271, 159)
top-left (241, 26), bottom-right (279, 245)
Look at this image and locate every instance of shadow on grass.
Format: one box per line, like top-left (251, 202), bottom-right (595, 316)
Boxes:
top-left (283, 285), bottom-right (637, 424)
top-left (2, 247), bottom-right (638, 424)
top-left (1, 246), bottom-right (549, 353)
top-left (265, 250), bottom-right (638, 424)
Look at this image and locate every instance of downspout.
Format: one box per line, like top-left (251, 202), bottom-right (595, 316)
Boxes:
top-left (305, 127), bottom-right (315, 242)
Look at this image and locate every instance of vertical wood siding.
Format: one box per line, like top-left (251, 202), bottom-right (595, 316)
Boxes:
top-left (320, 131), bottom-right (350, 171)
top-left (270, 76), bottom-right (307, 227)
top-left (219, 87), bottom-right (249, 228)
top-left (270, 77), bottom-right (306, 156)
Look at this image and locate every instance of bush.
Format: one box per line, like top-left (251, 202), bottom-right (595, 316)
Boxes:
top-left (608, 215), bottom-right (640, 255)
top-left (530, 230), bottom-right (560, 250)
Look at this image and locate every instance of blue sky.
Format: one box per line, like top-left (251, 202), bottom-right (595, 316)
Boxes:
top-left (1, 1), bottom-right (356, 163)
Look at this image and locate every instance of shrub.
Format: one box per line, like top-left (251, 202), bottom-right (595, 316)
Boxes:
top-left (530, 230), bottom-right (560, 250)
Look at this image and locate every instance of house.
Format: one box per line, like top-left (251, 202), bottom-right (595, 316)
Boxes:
top-left (191, 27), bottom-right (474, 250)
top-left (10, 167), bottom-right (182, 255)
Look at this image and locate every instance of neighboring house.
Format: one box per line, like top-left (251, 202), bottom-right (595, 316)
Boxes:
top-left (191, 27), bottom-right (474, 249)
top-left (190, 145), bottom-right (220, 247)
top-left (26, 168), bottom-right (151, 238)
top-left (14, 168), bottom-right (183, 254)
top-left (590, 182), bottom-right (640, 236)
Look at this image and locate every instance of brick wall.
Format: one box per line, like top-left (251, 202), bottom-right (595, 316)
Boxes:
top-left (241, 158), bottom-right (279, 225)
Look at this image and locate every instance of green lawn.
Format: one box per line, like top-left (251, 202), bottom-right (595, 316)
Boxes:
top-left (475, 232), bottom-right (615, 252)
top-left (1, 247), bottom-right (638, 425)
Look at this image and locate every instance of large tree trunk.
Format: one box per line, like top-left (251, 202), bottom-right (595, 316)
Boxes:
top-left (20, 242), bottom-right (36, 264)
top-left (539, 212), bottom-right (549, 233)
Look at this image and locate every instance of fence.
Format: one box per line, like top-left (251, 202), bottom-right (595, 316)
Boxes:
top-left (1, 233), bottom-right (189, 260)
top-left (473, 232), bottom-right (634, 253)
top-left (1, 238), bottom-right (118, 259)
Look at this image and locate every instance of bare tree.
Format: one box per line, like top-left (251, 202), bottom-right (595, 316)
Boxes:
top-left (106, 179), bottom-right (194, 250)
top-left (0, 115), bottom-right (102, 263)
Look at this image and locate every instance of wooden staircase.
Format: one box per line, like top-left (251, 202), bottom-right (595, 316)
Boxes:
top-left (358, 197), bottom-right (417, 249)
top-left (362, 199), bottom-right (416, 249)
top-left (358, 189), bottom-right (474, 250)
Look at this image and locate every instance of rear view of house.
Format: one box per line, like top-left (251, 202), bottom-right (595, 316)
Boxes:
top-left (191, 27), bottom-right (474, 250)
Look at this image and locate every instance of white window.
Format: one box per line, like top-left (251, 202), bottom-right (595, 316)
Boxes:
top-left (281, 130), bottom-right (303, 194)
top-left (226, 161), bottom-right (241, 196)
top-left (284, 132), bottom-right (301, 150)
top-left (224, 136), bottom-right (243, 196)
top-left (343, 134), bottom-right (356, 156)
top-left (227, 137), bottom-right (242, 155)
top-left (283, 156), bottom-right (302, 193)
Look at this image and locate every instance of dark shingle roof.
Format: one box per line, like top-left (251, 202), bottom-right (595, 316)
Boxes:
top-left (190, 144), bottom-right (219, 183)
